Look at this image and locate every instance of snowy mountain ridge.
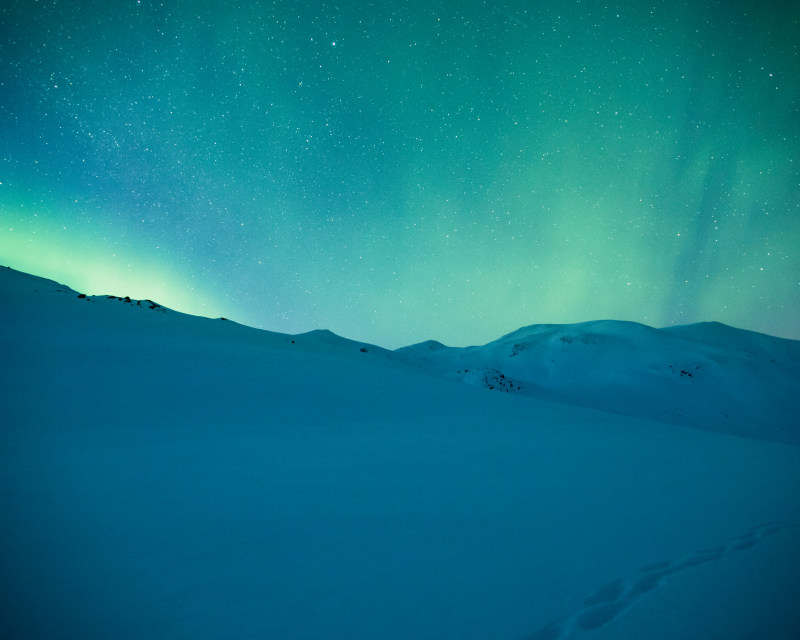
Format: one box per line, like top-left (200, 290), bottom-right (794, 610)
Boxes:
top-left (4, 265), bottom-right (798, 444)
top-left (397, 318), bottom-right (800, 444)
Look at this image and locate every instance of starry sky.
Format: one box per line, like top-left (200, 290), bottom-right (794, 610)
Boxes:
top-left (2, 0), bottom-right (798, 348)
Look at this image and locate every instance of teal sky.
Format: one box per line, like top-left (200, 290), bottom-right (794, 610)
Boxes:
top-left (1, 0), bottom-right (798, 348)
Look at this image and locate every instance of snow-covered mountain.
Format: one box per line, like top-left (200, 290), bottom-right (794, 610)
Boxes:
top-left (396, 319), bottom-right (800, 445)
top-left (2, 265), bottom-right (799, 640)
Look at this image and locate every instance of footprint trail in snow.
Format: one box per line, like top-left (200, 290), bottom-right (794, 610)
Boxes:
top-left (524, 522), bottom-right (797, 639)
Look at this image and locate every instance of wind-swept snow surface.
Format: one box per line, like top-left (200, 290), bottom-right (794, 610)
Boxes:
top-left (1, 266), bottom-right (799, 639)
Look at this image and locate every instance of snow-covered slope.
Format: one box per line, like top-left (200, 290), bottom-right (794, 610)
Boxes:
top-left (396, 319), bottom-right (800, 444)
top-left (2, 266), bottom-right (799, 640)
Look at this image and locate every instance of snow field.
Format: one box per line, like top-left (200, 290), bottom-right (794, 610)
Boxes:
top-left (2, 266), bottom-right (799, 639)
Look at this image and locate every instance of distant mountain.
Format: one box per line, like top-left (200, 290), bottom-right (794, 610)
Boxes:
top-left (396, 319), bottom-right (800, 444)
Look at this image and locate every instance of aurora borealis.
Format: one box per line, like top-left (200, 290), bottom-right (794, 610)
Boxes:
top-left (1, 0), bottom-right (798, 348)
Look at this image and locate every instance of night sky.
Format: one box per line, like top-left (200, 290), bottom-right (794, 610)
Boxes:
top-left (2, 0), bottom-right (798, 348)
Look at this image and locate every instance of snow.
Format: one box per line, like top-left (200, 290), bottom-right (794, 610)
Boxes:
top-left (396, 319), bottom-right (800, 444)
top-left (1, 265), bottom-right (799, 639)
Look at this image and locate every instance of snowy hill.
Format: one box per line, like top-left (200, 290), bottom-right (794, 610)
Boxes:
top-left (1, 265), bottom-right (799, 640)
top-left (396, 319), bottom-right (800, 444)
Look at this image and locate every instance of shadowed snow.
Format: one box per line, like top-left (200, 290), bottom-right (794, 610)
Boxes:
top-left (2, 266), bottom-right (799, 640)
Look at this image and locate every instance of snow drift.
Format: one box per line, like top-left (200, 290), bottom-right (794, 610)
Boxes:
top-left (1, 265), bottom-right (799, 640)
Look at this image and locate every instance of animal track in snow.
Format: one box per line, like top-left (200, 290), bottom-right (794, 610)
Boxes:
top-left (523, 522), bottom-right (796, 639)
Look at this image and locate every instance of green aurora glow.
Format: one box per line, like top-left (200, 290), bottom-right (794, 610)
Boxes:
top-left (1, 0), bottom-right (798, 347)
